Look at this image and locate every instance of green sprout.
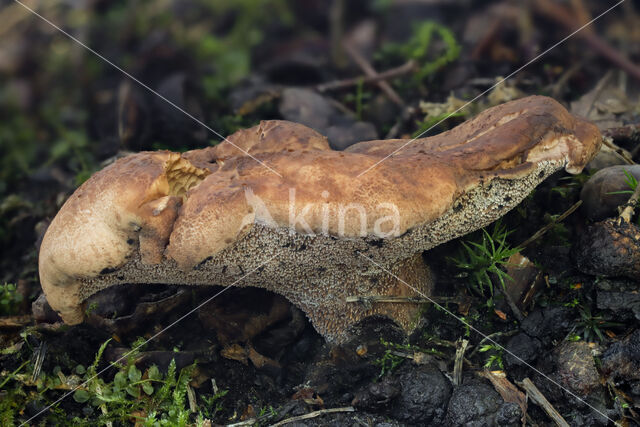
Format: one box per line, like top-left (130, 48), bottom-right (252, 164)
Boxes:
top-left (609, 169), bottom-right (639, 197)
top-left (0, 283), bottom-right (23, 316)
top-left (342, 77), bottom-right (372, 121)
top-left (377, 21), bottom-right (460, 84)
top-left (374, 340), bottom-right (407, 379)
top-left (478, 343), bottom-right (504, 370)
top-left (575, 306), bottom-right (621, 343)
top-left (374, 339), bottom-right (442, 378)
top-left (448, 221), bottom-right (521, 296)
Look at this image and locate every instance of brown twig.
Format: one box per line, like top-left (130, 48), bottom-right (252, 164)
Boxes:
top-left (519, 378), bottom-right (570, 427)
top-left (516, 200), bottom-right (582, 249)
top-left (0, 315), bottom-right (32, 328)
top-left (606, 378), bottom-right (640, 423)
top-left (329, 0), bottom-right (346, 69)
top-left (385, 106), bottom-right (417, 139)
top-left (549, 59), bottom-right (587, 99)
top-left (602, 137), bottom-right (635, 165)
top-left (534, 0), bottom-right (640, 82)
top-left (345, 295), bottom-right (464, 305)
top-left (269, 407), bottom-right (355, 426)
top-left (343, 42), bottom-right (406, 107)
top-left (480, 370), bottom-right (528, 425)
top-left (603, 123), bottom-right (640, 144)
top-left (498, 285), bottom-right (524, 322)
top-left (603, 123), bottom-right (640, 158)
top-left (316, 60), bottom-right (417, 92)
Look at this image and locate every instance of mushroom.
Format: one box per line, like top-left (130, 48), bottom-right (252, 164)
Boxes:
top-left (39, 96), bottom-right (601, 343)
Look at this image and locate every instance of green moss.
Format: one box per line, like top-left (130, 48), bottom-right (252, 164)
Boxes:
top-left (0, 283), bottom-right (23, 316)
top-left (377, 21), bottom-right (461, 85)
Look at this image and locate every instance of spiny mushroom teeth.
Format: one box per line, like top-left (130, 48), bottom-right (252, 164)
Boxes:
top-left (39, 96), bottom-right (601, 343)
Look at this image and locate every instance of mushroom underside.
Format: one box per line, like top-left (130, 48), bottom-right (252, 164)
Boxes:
top-left (68, 159), bottom-right (562, 343)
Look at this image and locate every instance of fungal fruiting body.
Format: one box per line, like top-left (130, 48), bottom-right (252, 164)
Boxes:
top-left (39, 96), bottom-right (601, 342)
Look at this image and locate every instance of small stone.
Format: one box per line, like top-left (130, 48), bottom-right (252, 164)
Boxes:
top-left (390, 364), bottom-right (451, 424)
top-left (552, 341), bottom-right (601, 396)
top-left (574, 217), bottom-right (640, 279)
top-left (601, 329), bottom-right (640, 382)
top-left (446, 379), bottom-right (521, 426)
top-left (580, 165), bottom-right (640, 221)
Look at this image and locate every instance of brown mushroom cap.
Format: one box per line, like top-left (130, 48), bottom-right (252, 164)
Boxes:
top-left (39, 96), bottom-right (601, 342)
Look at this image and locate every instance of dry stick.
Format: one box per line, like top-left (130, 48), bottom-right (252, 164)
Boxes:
top-left (603, 123), bottom-right (640, 145)
top-left (519, 378), bottom-right (570, 427)
top-left (345, 295), bottom-right (459, 304)
top-left (0, 315), bottom-right (31, 328)
top-left (619, 177), bottom-right (640, 223)
top-left (316, 60), bottom-right (417, 92)
top-left (186, 384), bottom-right (197, 413)
top-left (602, 137), bottom-right (636, 165)
top-left (343, 42), bottom-right (406, 107)
top-left (453, 339), bottom-right (469, 386)
top-left (516, 200), bottom-right (582, 249)
top-left (606, 378), bottom-right (640, 421)
top-left (389, 348), bottom-right (447, 359)
top-left (498, 285), bottom-right (524, 322)
top-left (31, 342), bottom-right (47, 382)
top-left (549, 59), bottom-right (586, 99)
top-left (269, 407), bottom-right (356, 427)
top-left (385, 106), bottom-right (417, 139)
top-left (329, 0), bottom-right (346, 69)
top-left (535, 0), bottom-right (640, 82)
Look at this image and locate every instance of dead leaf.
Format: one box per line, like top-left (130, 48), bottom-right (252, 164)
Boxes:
top-left (220, 343), bottom-right (248, 365)
top-left (494, 309), bottom-right (508, 320)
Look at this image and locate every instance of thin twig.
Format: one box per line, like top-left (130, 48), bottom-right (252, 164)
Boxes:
top-left (606, 378), bottom-right (640, 423)
top-left (453, 339), bottom-right (469, 386)
top-left (480, 370), bottom-right (528, 425)
top-left (519, 378), bottom-right (570, 427)
top-left (316, 60), bottom-right (417, 92)
top-left (602, 136), bottom-right (636, 165)
top-left (535, 0), bottom-right (640, 82)
top-left (549, 59), bottom-right (587, 99)
top-left (498, 285), bottom-right (524, 322)
top-left (345, 295), bottom-right (462, 304)
top-left (329, 0), bottom-right (346, 69)
top-left (0, 315), bottom-right (32, 328)
top-left (343, 42), bottom-right (405, 107)
top-left (270, 407), bottom-right (355, 427)
top-left (516, 201), bottom-right (582, 249)
top-left (603, 123), bottom-right (640, 145)
top-left (385, 105), bottom-right (417, 139)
